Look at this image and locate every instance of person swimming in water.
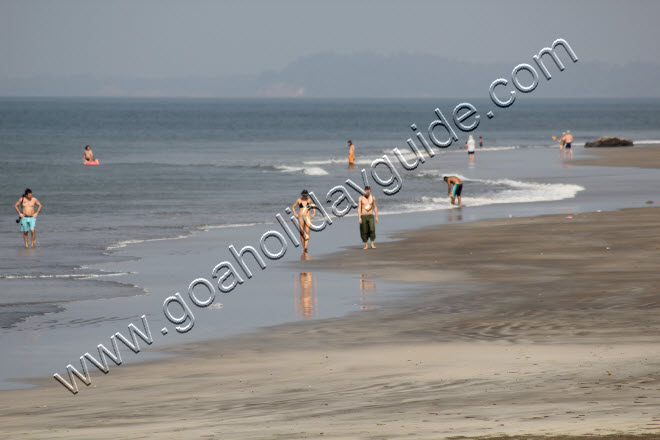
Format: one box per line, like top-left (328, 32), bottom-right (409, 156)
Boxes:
top-left (358, 186), bottom-right (378, 249)
top-left (14, 188), bottom-right (42, 248)
top-left (443, 176), bottom-right (463, 206)
top-left (292, 189), bottom-right (317, 252)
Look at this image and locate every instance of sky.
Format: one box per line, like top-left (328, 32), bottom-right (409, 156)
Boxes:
top-left (0, 0), bottom-right (659, 97)
top-left (1, 0), bottom-right (659, 79)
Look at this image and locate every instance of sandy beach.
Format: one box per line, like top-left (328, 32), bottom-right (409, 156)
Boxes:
top-left (3, 142), bottom-right (660, 438)
top-left (4, 1), bottom-right (660, 438)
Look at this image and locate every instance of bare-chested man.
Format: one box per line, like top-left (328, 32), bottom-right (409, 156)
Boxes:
top-left (563, 130), bottom-right (574, 159)
top-left (84, 145), bottom-right (96, 162)
top-left (358, 186), bottom-right (378, 249)
top-left (14, 188), bottom-right (42, 248)
top-left (443, 176), bottom-right (463, 206)
top-left (347, 140), bottom-right (356, 169)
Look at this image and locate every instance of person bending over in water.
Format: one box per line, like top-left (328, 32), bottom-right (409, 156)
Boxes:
top-left (358, 186), bottom-right (378, 249)
top-left (14, 188), bottom-right (42, 248)
top-left (443, 176), bottom-right (463, 206)
top-left (292, 189), bottom-right (316, 253)
top-left (84, 145), bottom-right (95, 162)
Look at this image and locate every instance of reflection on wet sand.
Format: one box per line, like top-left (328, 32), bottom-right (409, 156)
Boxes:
top-left (360, 275), bottom-right (377, 310)
top-left (448, 208), bottom-right (463, 223)
top-left (294, 272), bottom-right (317, 319)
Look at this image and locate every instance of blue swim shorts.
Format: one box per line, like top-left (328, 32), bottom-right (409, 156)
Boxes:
top-left (20, 217), bottom-right (36, 232)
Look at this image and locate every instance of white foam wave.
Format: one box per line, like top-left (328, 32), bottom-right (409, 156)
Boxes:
top-left (386, 179), bottom-right (584, 215)
top-left (381, 145), bottom-right (521, 155)
top-left (304, 158), bottom-right (373, 166)
top-left (196, 222), bottom-right (266, 231)
top-left (0, 272), bottom-right (133, 280)
top-left (275, 165), bottom-right (329, 175)
top-left (634, 140), bottom-right (660, 145)
top-left (106, 234), bottom-right (190, 250)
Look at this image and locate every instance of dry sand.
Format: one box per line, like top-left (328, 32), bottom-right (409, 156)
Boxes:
top-left (2, 150), bottom-right (660, 439)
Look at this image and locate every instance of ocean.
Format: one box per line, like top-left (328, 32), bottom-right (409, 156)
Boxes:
top-left (2, 97), bottom-right (660, 389)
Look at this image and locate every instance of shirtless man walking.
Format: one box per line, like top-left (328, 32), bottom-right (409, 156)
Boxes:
top-left (14, 188), bottom-right (42, 248)
top-left (358, 186), bottom-right (378, 249)
top-left (443, 176), bottom-right (463, 206)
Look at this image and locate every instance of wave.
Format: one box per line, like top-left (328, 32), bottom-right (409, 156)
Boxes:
top-left (274, 165), bottom-right (329, 175)
top-left (634, 140), bottom-right (660, 145)
top-left (106, 234), bottom-right (191, 250)
top-left (303, 157), bottom-right (375, 166)
top-left (0, 272), bottom-right (133, 280)
top-left (386, 178), bottom-right (584, 215)
top-left (196, 222), bottom-right (267, 231)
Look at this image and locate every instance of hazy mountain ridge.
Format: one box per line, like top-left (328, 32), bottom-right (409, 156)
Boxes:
top-left (1, 52), bottom-right (658, 98)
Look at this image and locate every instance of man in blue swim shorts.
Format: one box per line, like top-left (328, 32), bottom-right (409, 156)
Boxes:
top-left (14, 188), bottom-right (42, 248)
top-left (443, 176), bottom-right (463, 206)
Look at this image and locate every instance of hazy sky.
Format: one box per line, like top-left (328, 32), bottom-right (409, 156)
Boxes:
top-left (1, 0), bottom-right (659, 79)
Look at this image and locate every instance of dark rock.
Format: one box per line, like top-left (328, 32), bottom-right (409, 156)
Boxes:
top-left (584, 136), bottom-right (634, 148)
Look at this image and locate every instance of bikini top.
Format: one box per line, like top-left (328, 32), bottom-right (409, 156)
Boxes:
top-left (299, 200), bottom-right (313, 209)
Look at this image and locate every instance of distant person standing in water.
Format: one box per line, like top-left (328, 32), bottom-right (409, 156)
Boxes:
top-left (479, 136), bottom-right (484, 148)
top-left (467, 135), bottom-right (476, 163)
top-left (347, 140), bottom-right (356, 169)
top-left (14, 189), bottom-right (42, 248)
top-left (564, 130), bottom-right (574, 159)
top-left (557, 132), bottom-right (566, 158)
top-left (358, 186), bottom-right (378, 249)
top-left (444, 176), bottom-right (463, 206)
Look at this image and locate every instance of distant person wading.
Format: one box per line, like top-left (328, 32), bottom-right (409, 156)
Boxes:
top-left (347, 140), bottom-right (357, 169)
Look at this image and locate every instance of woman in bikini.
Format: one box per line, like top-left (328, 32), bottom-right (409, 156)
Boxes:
top-left (292, 189), bottom-right (317, 252)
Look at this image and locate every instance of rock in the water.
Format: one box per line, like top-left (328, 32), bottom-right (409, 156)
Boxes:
top-left (584, 136), bottom-right (634, 148)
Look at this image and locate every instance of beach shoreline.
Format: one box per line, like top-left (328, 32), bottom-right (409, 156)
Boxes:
top-left (3, 202), bottom-right (660, 439)
top-left (3, 142), bottom-right (660, 438)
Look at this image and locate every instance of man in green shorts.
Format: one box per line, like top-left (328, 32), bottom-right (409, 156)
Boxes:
top-left (14, 188), bottom-right (43, 248)
top-left (358, 186), bottom-right (378, 249)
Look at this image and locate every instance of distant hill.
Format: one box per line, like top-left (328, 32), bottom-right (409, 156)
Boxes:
top-left (1, 52), bottom-right (658, 98)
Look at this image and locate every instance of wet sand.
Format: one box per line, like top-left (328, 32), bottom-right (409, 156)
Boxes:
top-left (2, 204), bottom-right (660, 439)
top-left (3, 146), bottom-right (660, 438)
top-left (575, 144), bottom-right (660, 168)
